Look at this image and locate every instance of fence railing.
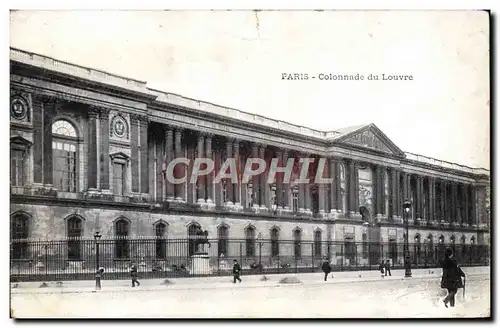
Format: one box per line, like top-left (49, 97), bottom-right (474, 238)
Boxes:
top-left (10, 238), bottom-right (490, 282)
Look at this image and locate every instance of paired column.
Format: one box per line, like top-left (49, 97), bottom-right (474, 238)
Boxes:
top-left (139, 117), bottom-right (149, 194)
top-left (451, 182), bottom-right (458, 224)
top-left (87, 109), bottom-right (99, 189)
top-left (259, 144), bottom-right (267, 208)
top-left (415, 175), bottom-right (422, 220)
top-left (232, 139), bottom-right (240, 206)
top-left (196, 133), bottom-right (205, 203)
top-left (440, 180), bottom-right (447, 223)
top-left (462, 183), bottom-right (469, 225)
top-left (251, 144), bottom-right (259, 207)
top-left (99, 109), bottom-right (110, 191)
top-left (130, 114), bottom-right (140, 194)
top-left (205, 134), bottom-right (213, 204)
top-left (165, 128), bottom-right (174, 200)
top-left (428, 177), bottom-right (435, 223)
top-left (225, 138), bottom-right (234, 205)
top-left (275, 150), bottom-right (283, 209)
top-left (470, 185), bottom-right (477, 226)
top-left (389, 168), bottom-right (397, 219)
top-left (282, 151), bottom-right (290, 210)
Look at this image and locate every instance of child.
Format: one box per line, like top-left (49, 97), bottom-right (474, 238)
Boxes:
top-left (130, 263), bottom-right (140, 287)
top-left (95, 267), bottom-right (104, 291)
top-left (232, 259), bottom-right (242, 283)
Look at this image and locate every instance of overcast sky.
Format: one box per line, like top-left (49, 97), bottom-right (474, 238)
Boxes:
top-left (9, 10), bottom-right (490, 169)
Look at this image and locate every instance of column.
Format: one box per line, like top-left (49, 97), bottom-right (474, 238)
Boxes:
top-left (164, 128), bottom-right (174, 200)
top-left (186, 142), bottom-right (194, 204)
top-left (87, 109), bottom-right (99, 189)
top-left (275, 150), bottom-right (283, 209)
top-left (233, 139), bottom-right (240, 206)
top-left (139, 118), bottom-right (149, 195)
top-left (420, 177), bottom-right (425, 220)
top-left (451, 182), bottom-right (458, 224)
top-left (214, 145), bottom-right (222, 206)
top-left (318, 182), bottom-right (326, 214)
top-left (375, 165), bottom-right (382, 216)
top-left (130, 114), bottom-right (140, 194)
top-left (32, 95), bottom-right (44, 184)
top-left (440, 180), bottom-right (447, 223)
top-left (205, 134), bottom-right (213, 204)
top-left (259, 144), bottom-right (267, 208)
top-left (390, 168), bottom-right (397, 219)
top-left (197, 133), bottom-right (205, 203)
top-left (335, 160), bottom-right (342, 212)
top-left (395, 169), bottom-right (401, 218)
top-left (348, 159), bottom-right (355, 214)
top-left (428, 177), bottom-right (435, 223)
top-left (251, 144), bottom-right (259, 207)
top-left (155, 138), bottom-right (163, 200)
top-left (329, 158), bottom-right (337, 212)
top-left (463, 183), bottom-right (469, 225)
top-left (225, 138), bottom-right (234, 205)
top-left (99, 109), bottom-right (110, 191)
top-left (354, 161), bottom-right (360, 211)
top-left (470, 186), bottom-right (477, 226)
top-left (415, 175), bottom-right (422, 220)
top-left (283, 151), bottom-right (290, 210)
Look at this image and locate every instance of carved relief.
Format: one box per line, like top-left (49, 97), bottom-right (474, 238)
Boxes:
top-left (109, 112), bottom-right (130, 141)
top-left (358, 185), bottom-right (372, 210)
top-left (342, 129), bottom-right (392, 153)
top-left (10, 90), bottom-right (32, 124)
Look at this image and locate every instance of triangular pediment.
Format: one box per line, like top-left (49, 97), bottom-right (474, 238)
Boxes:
top-left (335, 124), bottom-right (405, 156)
top-left (10, 135), bottom-right (32, 150)
top-left (109, 151), bottom-right (130, 161)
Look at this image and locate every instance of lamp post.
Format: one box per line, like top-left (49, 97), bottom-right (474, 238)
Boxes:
top-left (257, 233), bottom-right (263, 273)
top-left (403, 200), bottom-right (412, 278)
top-left (94, 231), bottom-right (102, 272)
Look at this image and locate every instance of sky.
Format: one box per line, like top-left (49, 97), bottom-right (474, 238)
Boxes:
top-left (9, 10), bottom-right (490, 169)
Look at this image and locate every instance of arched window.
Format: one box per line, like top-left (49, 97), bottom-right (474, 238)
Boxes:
top-left (155, 222), bottom-right (167, 259)
top-left (427, 234), bottom-right (434, 263)
top-left (11, 214), bottom-right (29, 259)
top-left (362, 233), bottom-right (368, 259)
top-left (292, 185), bottom-right (299, 213)
top-left (188, 223), bottom-right (201, 256)
top-left (314, 230), bottom-right (322, 258)
top-left (115, 219), bottom-right (130, 259)
top-left (218, 225), bottom-right (229, 257)
top-left (450, 235), bottom-right (456, 255)
top-left (245, 226), bottom-right (256, 257)
top-left (271, 227), bottom-right (280, 257)
top-left (293, 229), bottom-right (302, 258)
top-left (414, 234), bottom-right (421, 265)
top-left (67, 216), bottom-right (83, 260)
top-left (52, 120), bottom-right (78, 192)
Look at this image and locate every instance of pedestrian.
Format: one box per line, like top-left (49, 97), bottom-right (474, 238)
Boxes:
top-left (441, 248), bottom-right (465, 308)
top-left (232, 259), bottom-right (242, 283)
top-left (384, 260), bottom-right (392, 277)
top-left (95, 267), bottom-right (104, 291)
top-left (379, 260), bottom-right (385, 278)
top-left (321, 257), bottom-right (332, 281)
top-left (130, 263), bottom-right (140, 287)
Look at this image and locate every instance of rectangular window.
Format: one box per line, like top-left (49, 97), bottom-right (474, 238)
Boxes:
top-left (113, 163), bottom-right (126, 195)
top-left (53, 142), bottom-right (77, 192)
top-left (10, 149), bottom-right (25, 186)
top-left (292, 191), bottom-right (299, 212)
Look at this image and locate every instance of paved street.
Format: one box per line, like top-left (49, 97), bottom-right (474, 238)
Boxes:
top-left (11, 274), bottom-right (490, 318)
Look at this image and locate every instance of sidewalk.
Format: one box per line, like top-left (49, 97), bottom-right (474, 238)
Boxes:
top-left (11, 266), bottom-right (489, 294)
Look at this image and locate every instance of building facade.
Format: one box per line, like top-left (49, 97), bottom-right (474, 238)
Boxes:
top-left (10, 48), bottom-right (490, 268)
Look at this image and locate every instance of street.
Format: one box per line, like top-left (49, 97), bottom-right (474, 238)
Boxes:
top-left (11, 275), bottom-right (490, 318)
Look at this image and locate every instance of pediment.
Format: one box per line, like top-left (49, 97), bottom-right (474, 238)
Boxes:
top-left (335, 124), bottom-right (405, 156)
top-left (10, 135), bottom-right (32, 149)
top-left (109, 151), bottom-right (130, 161)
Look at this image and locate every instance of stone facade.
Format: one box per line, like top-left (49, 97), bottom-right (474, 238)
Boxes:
top-left (10, 48), bottom-right (490, 250)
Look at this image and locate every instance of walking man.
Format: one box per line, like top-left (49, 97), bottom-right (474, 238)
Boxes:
top-left (130, 263), bottom-right (140, 287)
top-left (379, 260), bottom-right (385, 278)
top-left (233, 259), bottom-right (242, 283)
top-left (321, 257), bottom-right (332, 281)
top-left (95, 267), bottom-right (104, 291)
top-left (441, 248), bottom-right (465, 308)
top-left (384, 260), bottom-right (392, 277)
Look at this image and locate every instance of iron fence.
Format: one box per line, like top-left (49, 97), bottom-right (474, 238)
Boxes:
top-left (10, 238), bottom-right (490, 282)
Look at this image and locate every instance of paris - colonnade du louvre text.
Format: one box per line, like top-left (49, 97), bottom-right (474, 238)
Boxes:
top-left (9, 47), bottom-right (490, 280)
